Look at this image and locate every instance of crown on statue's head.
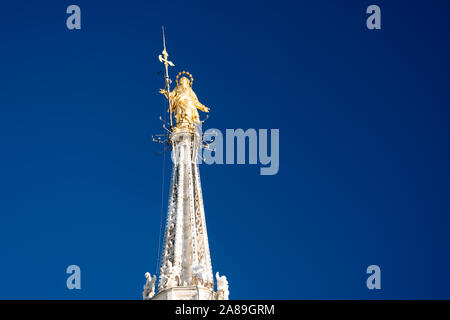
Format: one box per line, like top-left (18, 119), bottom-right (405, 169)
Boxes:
top-left (176, 71), bottom-right (194, 87)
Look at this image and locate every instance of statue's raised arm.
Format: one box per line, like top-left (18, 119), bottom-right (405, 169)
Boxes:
top-left (191, 90), bottom-right (210, 113)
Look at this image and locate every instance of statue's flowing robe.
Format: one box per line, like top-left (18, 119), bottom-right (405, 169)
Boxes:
top-left (170, 88), bottom-right (201, 126)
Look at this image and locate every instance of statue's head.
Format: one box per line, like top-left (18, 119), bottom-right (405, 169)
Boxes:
top-left (178, 76), bottom-right (190, 88)
top-left (176, 71), bottom-right (194, 88)
top-left (145, 272), bottom-right (150, 279)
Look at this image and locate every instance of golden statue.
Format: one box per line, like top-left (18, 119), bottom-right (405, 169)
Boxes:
top-left (159, 71), bottom-right (209, 132)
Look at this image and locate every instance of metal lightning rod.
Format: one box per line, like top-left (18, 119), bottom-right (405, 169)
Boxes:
top-left (158, 26), bottom-right (175, 129)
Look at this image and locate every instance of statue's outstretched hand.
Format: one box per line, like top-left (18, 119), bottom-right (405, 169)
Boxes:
top-left (203, 106), bottom-right (210, 113)
top-left (159, 89), bottom-right (166, 95)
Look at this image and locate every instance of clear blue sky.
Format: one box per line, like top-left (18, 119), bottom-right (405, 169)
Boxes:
top-left (1, 0), bottom-right (450, 299)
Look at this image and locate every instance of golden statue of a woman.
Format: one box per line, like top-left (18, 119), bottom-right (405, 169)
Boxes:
top-left (159, 71), bottom-right (209, 132)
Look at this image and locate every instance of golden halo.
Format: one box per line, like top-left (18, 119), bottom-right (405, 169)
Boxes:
top-left (176, 71), bottom-right (194, 86)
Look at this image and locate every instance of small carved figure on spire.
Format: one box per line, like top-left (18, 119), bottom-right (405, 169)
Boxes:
top-left (159, 71), bottom-right (209, 132)
top-left (215, 272), bottom-right (229, 300)
top-left (142, 272), bottom-right (157, 300)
